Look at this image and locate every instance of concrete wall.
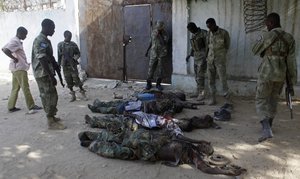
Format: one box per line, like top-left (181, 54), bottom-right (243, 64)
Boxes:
top-left (172, 0), bottom-right (300, 96)
top-left (0, 0), bottom-right (79, 75)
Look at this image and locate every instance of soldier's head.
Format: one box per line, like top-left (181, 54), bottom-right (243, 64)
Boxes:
top-left (64, 30), bottom-right (72, 42)
top-left (155, 20), bottom-right (165, 31)
top-left (265, 12), bottom-right (281, 31)
top-left (187, 22), bottom-right (198, 34)
top-left (16, 26), bottom-right (28, 40)
top-left (41, 18), bottom-right (55, 37)
top-left (206, 18), bottom-right (218, 32)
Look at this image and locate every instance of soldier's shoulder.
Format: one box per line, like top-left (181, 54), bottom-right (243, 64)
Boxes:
top-left (70, 41), bottom-right (79, 46)
top-left (57, 41), bottom-right (64, 46)
top-left (219, 27), bottom-right (228, 33)
top-left (283, 31), bottom-right (295, 42)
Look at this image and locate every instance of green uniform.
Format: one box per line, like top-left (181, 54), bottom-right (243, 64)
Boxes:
top-left (79, 119), bottom-right (172, 161)
top-left (57, 41), bottom-right (82, 89)
top-left (31, 33), bottom-right (57, 117)
top-left (206, 27), bottom-right (230, 96)
top-left (190, 28), bottom-right (207, 91)
top-left (147, 28), bottom-right (168, 80)
top-left (252, 28), bottom-right (297, 119)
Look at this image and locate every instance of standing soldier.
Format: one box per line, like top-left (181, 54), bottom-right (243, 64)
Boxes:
top-left (186, 22), bottom-right (208, 101)
top-left (57, 30), bottom-right (87, 102)
top-left (31, 19), bottom-right (66, 130)
top-left (252, 13), bottom-right (297, 142)
top-left (206, 18), bottom-right (231, 105)
top-left (145, 20), bottom-right (169, 91)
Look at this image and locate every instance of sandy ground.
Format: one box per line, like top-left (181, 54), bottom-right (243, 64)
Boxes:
top-left (0, 73), bottom-right (300, 179)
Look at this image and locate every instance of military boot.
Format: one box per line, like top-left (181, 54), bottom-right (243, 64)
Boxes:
top-left (224, 91), bottom-right (233, 104)
top-left (80, 89), bottom-right (88, 101)
top-left (70, 91), bottom-right (76, 102)
top-left (197, 90), bottom-right (205, 101)
top-left (156, 78), bottom-right (163, 91)
top-left (258, 118), bottom-right (273, 142)
top-left (145, 79), bottom-right (152, 90)
top-left (208, 93), bottom-right (216, 105)
top-left (47, 117), bottom-right (66, 130)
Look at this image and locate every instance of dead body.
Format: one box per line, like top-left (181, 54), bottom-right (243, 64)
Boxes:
top-left (80, 115), bottom-right (244, 176)
top-left (87, 91), bottom-right (204, 116)
top-left (84, 113), bottom-right (220, 132)
top-left (79, 122), bottom-right (246, 176)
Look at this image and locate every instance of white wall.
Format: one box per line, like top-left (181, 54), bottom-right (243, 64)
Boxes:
top-left (172, 0), bottom-right (300, 95)
top-left (0, 0), bottom-right (78, 74)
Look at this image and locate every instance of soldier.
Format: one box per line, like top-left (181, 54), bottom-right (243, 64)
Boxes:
top-left (57, 30), bottom-right (87, 102)
top-left (252, 13), bottom-right (297, 142)
top-left (186, 22), bottom-right (208, 101)
top-left (145, 20), bottom-right (169, 91)
top-left (31, 19), bottom-right (66, 130)
top-left (206, 18), bottom-right (231, 105)
top-left (2, 27), bottom-right (42, 114)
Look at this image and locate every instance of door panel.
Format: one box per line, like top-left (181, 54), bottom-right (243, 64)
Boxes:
top-left (124, 5), bottom-right (151, 80)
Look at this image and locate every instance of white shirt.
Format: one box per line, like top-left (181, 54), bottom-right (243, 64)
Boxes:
top-left (3, 36), bottom-right (30, 72)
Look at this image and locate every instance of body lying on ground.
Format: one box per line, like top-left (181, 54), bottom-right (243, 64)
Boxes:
top-left (84, 112), bottom-right (220, 133)
top-left (88, 91), bottom-right (204, 115)
top-left (79, 116), bottom-right (246, 176)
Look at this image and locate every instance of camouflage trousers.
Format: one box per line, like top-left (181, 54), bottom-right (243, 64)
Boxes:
top-left (194, 57), bottom-right (207, 91)
top-left (207, 59), bottom-right (229, 95)
top-left (147, 57), bottom-right (164, 80)
top-left (63, 65), bottom-right (83, 89)
top-left (256, 80), bottom-right (284, 119)
top-left (35, 76), bottom-right (58, 117)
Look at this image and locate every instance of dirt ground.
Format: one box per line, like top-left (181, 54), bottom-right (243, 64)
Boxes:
top-left (0, 73), bottom-right (300, 179)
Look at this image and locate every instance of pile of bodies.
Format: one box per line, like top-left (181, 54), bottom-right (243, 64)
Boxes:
top-left (79, 91), bottom-right (246, 176)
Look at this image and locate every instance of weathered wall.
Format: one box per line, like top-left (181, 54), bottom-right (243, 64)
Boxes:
top-left (0, 0), bottom-right (79, 74)
top-left (172, 0), bottom-right (300, 95)
top-left (78, 0), bottom-right (124, 80)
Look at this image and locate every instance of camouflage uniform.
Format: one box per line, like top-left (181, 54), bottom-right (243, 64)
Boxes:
top-left (206, 27), bottom-right (230, 97)
top-left (31, 33), bottom-right (57, 118)
top-left (190, 28), bottom-right (207, 93)
top-left (79, 119), bottom-right (172, 161)
top-left (147, 26), bottom-right (168, 80)
top-left (88, 99), bottom-right (125, 114)
top-left (252, 28), bottom-right (297, 120)
top-left (57, 41), bottom-right (82, 89)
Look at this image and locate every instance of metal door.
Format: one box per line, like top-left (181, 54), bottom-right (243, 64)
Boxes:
top-left (124, 5), bottom-right (151, 81)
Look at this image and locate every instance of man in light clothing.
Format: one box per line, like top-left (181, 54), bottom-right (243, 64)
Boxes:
top-left (2, 26), bottom-right (42, 113)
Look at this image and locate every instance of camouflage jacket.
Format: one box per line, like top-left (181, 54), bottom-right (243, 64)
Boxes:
top-left (87, 119), bottom-right (172, 161)
top-left (31, 33), bottom-right (55, 78)
top-left (57, 41), bottom-right (80, 67)
top-left (150, 28), bottom-right (168, 59)
top-left (252, 28), bottom-right (297, 84)
top-left (190, 28), bottom-right (207, 59)
top-left (206, 27), bottom-right (230, 62)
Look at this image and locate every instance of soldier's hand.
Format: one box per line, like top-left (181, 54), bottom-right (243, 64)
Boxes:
top-left (50, 76), bottom-right (57, 86)
top-left (186, 55), bottom-right (190, 62)
top-left (13, 57), bottom-right (18, 63)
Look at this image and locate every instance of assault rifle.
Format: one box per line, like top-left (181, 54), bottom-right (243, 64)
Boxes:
top-left (285, 61), bottom-right (294, 119)
top-left (51, 56), bottom-right (65, 87)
